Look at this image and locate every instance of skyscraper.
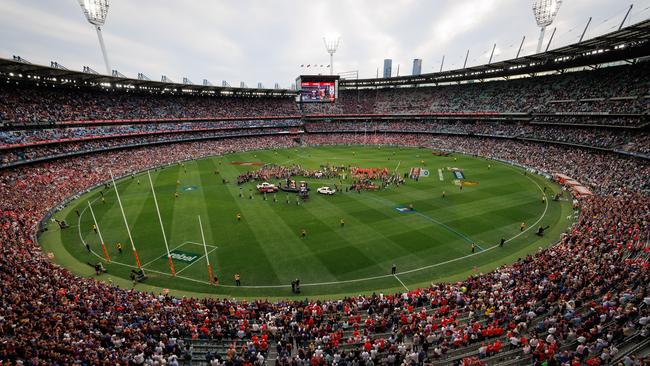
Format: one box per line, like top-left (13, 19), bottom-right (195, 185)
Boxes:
top-left (412, 59), bottom-right (422, 75)
top-left (383, 59), bottom-right (392, 78)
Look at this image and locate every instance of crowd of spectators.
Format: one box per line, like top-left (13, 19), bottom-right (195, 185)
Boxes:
top-left (304, 120), bottom-right (532, 137)
top-left (530, 115), bottom-right (647, 128)
top-left (519, 126), bottom-right (636, 149)
top-left (540, 100), bottom-right (648, 114)
top-left (1, 132), bottom-right (649, 365)
top-left (305, 121), bottom-right (649, 157)
top-left (0, 127), bottom-right (303, 166)
top-left (0, 60), bottom-right (649, 365)
top-left (0, 119), bottom-right (302, 147)
top-left (0, 119), bottom-right (302, 145)
top-left (620, 134), bottom-right (650, 156)
top-left (2, 63), bottom-right (647, 129)
top-left (1, 118), bottom-right (647, 172)
top-left (302, 63), bottom-right (649, 116)
top-left (0, 83), bottom-right (298, 125)
top-left (0, 61), bottom-right (646, 169)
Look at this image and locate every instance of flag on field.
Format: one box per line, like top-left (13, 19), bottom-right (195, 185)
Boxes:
top-left (452, 170), bottom-right (465, 179)
top-left (461, 181), bottom-right (480, 186)
top-left (419, 169), bottom-right (430, 177)
top-left (409, 167), bottom-right (420, 179)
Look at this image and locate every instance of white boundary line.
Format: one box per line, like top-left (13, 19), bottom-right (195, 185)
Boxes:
top-left (393, 274), bottom-right (409, 291)
top-left (139, 242), bottom-right (218, 269)
top-left (139, 241), bottom-right (188, 268)
top-left (175, 246), bottom-right (219, 275)
top-left (186, 241), bottom-right (218, 249)
top-left (75, 160), bottom-right (550, 289)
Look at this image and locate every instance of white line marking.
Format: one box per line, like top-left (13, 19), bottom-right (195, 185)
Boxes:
top-left (128, 242), bottom-right (218, 269)
top-left (75, 152), bottom-right (551, 290)
top-left (394, 274), bottom-right (409, 291)
top-left (185, 241), bottom-right (218, 249)
top-left (175, 246), bottom-right (219, 275)
top-left (140, 242), bottom-right (189, 268)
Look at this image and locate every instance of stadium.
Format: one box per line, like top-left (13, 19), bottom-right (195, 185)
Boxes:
top-left (0, 1), bottom-right (649, 365)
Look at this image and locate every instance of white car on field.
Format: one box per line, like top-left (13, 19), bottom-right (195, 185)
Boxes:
top-left (256, 182), bottom-right (278, 193)
top-left (317, 186), bottom-right (336, 195)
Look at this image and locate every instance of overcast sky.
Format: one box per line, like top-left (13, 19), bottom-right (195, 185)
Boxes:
top-left (1, 0), bottom-right (649, 88)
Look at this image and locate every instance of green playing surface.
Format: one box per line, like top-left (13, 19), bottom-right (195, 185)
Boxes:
top-left (39, 145), bottom-right (575, 299)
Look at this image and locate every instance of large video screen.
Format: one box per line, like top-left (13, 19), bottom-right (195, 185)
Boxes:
top-left (296, 76), bottom-right (339, 103)
top-left (300, 81), bottom-right (336, 102)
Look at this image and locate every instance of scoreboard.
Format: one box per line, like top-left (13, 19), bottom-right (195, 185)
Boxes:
top-left (296, 75), bottom-right (340, 103)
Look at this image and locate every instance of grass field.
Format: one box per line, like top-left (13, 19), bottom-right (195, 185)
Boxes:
top-left (39, 145), bottom-right (575, 299)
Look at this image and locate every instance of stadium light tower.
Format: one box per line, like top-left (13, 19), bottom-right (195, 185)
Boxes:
top-left (78, 0), bottom-right (111, 75)
top-left (532, 0), bottom-right (562, 53)
top-left (323, 35), bottom-right (340, 75)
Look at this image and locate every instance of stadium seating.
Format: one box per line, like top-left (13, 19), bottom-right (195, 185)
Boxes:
top-left (0, 62), bottom-right (649, 365)
top-left (301, 63), bottom-right (650, 116)
top-left (1, 63), bottom-right (648, 169)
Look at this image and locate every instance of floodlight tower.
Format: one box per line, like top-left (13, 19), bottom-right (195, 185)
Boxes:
top-left (323, 36), bottom-right (340, 75)
top-left (532, 0), bottom-right (562, 53)
top-left (78, 0), bottom-right (111, 75)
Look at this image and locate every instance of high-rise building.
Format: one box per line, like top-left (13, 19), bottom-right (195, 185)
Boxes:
top-left (383, 59), bottom-right (392, 78)
top-left (412, 59), bottom-right (422, 75)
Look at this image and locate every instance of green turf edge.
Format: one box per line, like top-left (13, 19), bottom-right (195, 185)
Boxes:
top-left (38, 146), bottom-right (576, 301)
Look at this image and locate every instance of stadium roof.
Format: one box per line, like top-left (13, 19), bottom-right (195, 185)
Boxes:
top-left (1, 19), bottom-right (649, 93)
top-left (340, 18), bottom-right (650, 88)
top-left (0, 57), bottom-right (297, 98)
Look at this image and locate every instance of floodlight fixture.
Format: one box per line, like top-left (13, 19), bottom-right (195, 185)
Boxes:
top-left (323, 35), bottom-right (341, 75)
top-left (78, 0), bottom-right (111, 75)
top-left (532, 0), bottom-right (562, 53)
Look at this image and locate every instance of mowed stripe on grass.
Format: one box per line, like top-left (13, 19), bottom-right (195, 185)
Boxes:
top-left (49, 145), bottom-right (572, 297)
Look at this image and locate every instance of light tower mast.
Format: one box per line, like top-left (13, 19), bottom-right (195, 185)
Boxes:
top-left (78, 0), bottom-right (111, 75)
top-left (532, 0), bottom-right (562, 54)
top-left (323, 36), bottom-right (340, 75)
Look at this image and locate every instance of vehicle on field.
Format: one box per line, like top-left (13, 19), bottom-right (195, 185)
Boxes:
top-left (256, 182), bottom-right (279, 193)
top-left (281, 179), bottom-right (310, 193)
top-left (317, 186), bottom-right (336, 195)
